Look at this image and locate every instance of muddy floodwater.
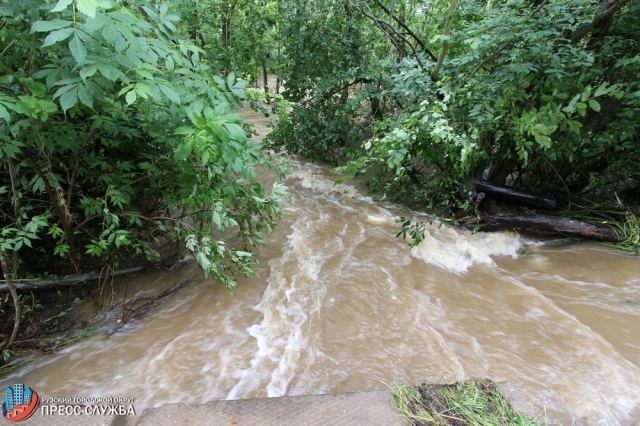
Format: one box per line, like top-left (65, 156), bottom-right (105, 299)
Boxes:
top-left (4, 108), bottom-right (640, 425)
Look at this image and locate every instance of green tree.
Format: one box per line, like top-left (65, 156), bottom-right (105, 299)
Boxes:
top-left (266, 0), bottom-right (639, 224)
top-left (0, 0), bottom-right (287, 316)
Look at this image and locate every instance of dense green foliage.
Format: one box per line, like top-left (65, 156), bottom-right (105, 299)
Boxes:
top-left (0, 0), bottom-right (286, 292)
top-left (267, 0), bottom-right (640, 221)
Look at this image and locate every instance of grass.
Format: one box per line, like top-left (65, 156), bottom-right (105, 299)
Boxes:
top-left (556, 204), bottom-right (640, 254)
top-left (607, 211), bottom-right (640, 254)
top-left (391, 380), bottom-right (545, 426)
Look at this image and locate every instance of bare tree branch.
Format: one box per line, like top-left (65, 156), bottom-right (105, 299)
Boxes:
top-left (431, 0), bottom-right (459, 81)
top-left (570, 0), bottom-right (632, 44)
top-left (370, 0), bottom-right (438, 61)
top-left (0, 254), bottom-right (189, 292)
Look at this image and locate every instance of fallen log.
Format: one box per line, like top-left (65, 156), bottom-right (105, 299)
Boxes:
top-left (466, 214), bottom-right (621, 242)
top-left (0, 254), bottom-right (190, 292)
top-left (473, 179), bottom-right (556, 210)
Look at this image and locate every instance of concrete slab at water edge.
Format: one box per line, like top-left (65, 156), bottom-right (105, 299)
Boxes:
top-left (16, 413), bottom-right (116, 426)
top-left (136, 391), bottom-right (403, 426)
top-left (17, 384), bottom-right (533, 425)
top-left (132, 383), bottom-right (538, 426)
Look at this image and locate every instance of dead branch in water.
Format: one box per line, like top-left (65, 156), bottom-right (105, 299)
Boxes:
top-left (464, 214), bottom-right (620, 242)
top-left (0, 254), bottom-right (190, 292)
top-left (108, 278), bottom-right (191, 336)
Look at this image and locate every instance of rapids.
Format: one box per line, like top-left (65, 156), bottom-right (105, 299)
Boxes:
top-left (3, 107), bottom-right (639, 426)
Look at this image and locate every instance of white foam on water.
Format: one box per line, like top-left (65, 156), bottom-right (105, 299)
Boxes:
top-left (286, 166), bottom-right (372, 201)
top-left (410, 225), bottom-right (521, 273)
top-left (364, 212), bottom-right (398, 226)
top-left (227, 214), bottom-right (334, 399)
top-left (5, 113), bottom-right (639, 426)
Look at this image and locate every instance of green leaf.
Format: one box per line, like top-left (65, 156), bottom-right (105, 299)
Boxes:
top-left (136, 69), bottom-right (153, 80)
top-left (84, 12), bottom-right (107, 31)
top-left (588, 98), bottom-right (601, 112)
top-left (534, 133), bottom-right (552, 148)
top-left (102, 21), bottom-right (117, 44)
top-left (42, 28), bottom-right (75, 47)
top-left (166, 55), bottom-right (175, 72)
top-left (80, 65), bottom-right (98, 81)
top-left (212, 75), bottom-right (226, 90)
top-left (594, 82), bottom-right (609, 97)
top-left (566, 119), bottom-right (583, 134)
top-left (69, 34), bottom-right (87, 64)
top-left (78, 85), bottom-right (93, 109)
top-left (225, 123), bottom-right (246, 141)
top-left (31, 19), bottom-right (73, 33)
top-left (77, 0), bottom-right (98, 18)
top-left (2, 143), bottom-right (22, 158)
top-left (97, 63), bottom-right (124, 82)
top-left (234, 79), bottom-right (249, 89)
top-left (53, 83), bottom-right (76, 99)
top-left (0, 105), bottom-right (10, 123)
top-left (201, 149), bottom-right (211, 164)
top-left (174, 126), bottom-right (195, 135)
top-left (51, 0), bottom-right (73, 12)
top-left (227, 72), bottom-right (235, 89)
top-left (174, 142), bottom-right (192, 160)
top-left (60, 88), bottom-right (78, 112)
top-left (125, 90), bottom-right (136, 105)
top-left (534, 124), bottom-right (557, 136)
top-left (568, 94), bottom-right (580, 106)
top-left (159, 84), bottom-right (181, 104)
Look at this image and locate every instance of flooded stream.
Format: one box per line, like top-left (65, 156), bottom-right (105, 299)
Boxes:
top-left (3, 108), bottom-right (640, 425)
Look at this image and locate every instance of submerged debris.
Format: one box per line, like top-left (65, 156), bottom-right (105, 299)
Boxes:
top-left (108, 279), bottom-right (191, 336)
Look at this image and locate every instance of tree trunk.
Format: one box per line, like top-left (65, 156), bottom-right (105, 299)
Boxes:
top-left (0, 255), bottom-right (189, 292)
top-left (431, 0), bottom-right (459, 81)
top-left (570, 0), bottom-right (632, 45)
top-left (474, 179), bottom-right (557, 209)
top-left (221, 0), bottom-right (237, 51)
top-left (0, 157), bottom-right (22, 351)
top-left (24, 151), bottom-right (79, 273)
top-left (0, 251), bottom-right (20, 351)
top-left (466, 214), bottom-right (620, 242)
top-left (262, 61), bottom-right (270, 103)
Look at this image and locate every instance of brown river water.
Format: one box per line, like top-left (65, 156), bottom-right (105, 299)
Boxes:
top-left (3, 108), bottom-right (640, 425)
